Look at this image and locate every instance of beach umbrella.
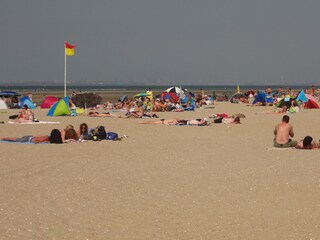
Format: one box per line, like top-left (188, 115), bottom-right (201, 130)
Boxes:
top-left (230, 93), bottom-right (247, 103)
top-left (165, 87), bottom-right (186, 98)
top-left (119, 94), bottom-right (128, 102)
top-left (134, 93), bottom-right (148, 98)
top-left (71, 93), bottom-right (102, 108)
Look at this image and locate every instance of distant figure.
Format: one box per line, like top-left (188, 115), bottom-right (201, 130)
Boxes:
top-left (139, 118), bottom-right (210, 126)
top-left (146, 88), bottom-right (153, 100)
top-left (273, 115), bottom-right (297, 148)
top-left (310, 85), bottom-right (315, 96)
top-left (28, 93), bottom-right (33, 102)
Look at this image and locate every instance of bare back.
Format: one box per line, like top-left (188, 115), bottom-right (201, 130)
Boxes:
top-left (274, 122), bottom-right (294, 144)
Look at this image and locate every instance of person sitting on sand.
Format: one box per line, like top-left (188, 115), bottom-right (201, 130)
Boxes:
top-left (273, 115), bottom-right (298, 148)
top-left (16, 105), bottom-right (35, 123)
top-left (295, 136), bottom-right (318, 149)
top-left (139, 118), bottom-right (210, 126)
top-left (1, 129), bottom-right (63, 144)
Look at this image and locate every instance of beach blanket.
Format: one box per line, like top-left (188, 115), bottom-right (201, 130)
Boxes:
top-left (8, 121), bottom-right (60, 124)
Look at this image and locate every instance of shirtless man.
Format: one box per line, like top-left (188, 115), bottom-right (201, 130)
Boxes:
top-left (273, 115), bottom-right (297, 148)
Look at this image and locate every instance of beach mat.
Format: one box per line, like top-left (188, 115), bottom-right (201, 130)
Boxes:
top-left (266, 147), bottom-right (296, 150)
top-left (8, 121), bottom-right (60, 124)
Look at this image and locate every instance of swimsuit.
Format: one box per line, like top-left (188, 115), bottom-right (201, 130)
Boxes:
top-left (15, 135), bottom-right (33, 143)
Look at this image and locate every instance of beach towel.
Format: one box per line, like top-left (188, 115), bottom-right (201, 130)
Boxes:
top-left (0, 140), bottom-right (49, 144)
top-left (266, 147), bottom-right (295, 151)
top-left (8, 121), bottom-right (60, 124)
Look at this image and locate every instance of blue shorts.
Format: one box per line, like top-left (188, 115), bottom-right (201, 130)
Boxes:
top-left (15, 135), bottom-right (33, 143)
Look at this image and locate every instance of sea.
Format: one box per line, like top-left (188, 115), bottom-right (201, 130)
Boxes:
top-left (0, 84), bottom-right (314, 94)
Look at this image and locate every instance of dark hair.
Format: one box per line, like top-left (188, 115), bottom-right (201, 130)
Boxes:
top-left (303, 136), bottom-right (313, 148)
top-left (282, 115), bottom-right (290, 123)
top-left (93, 126), bottom-right (106, 140)
top-left (79, 123), bottom-right (88, 133)
top-left (23, 104), bottom-right (28, 110)
top-left (49, 129), bottom-right (63, 144)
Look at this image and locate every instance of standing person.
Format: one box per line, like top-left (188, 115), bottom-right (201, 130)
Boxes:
top-left (273, 115), bottom-right (297, 148)
top-left (146, 88), bottom-right (153, 100)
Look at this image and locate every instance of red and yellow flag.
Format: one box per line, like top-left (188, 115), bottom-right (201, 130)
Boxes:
top-left (65, 42), bottom-right (76, 56)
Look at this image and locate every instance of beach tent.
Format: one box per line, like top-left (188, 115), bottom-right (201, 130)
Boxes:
top-left (161, 92), bottom-right (179, 103)
top-left (0, 98), bottom-right (8, 109)
top-left (40, 96), bottom-right (59, 109)
top-left (276, 95), bottom-right (297, 108)
top-left (252, 92), bottom-right (267, 104)
top-left (19, 96), bottom-right (36, 109)
top-left (230, 93), bottom-right (248, 103)
top-left (165, 87), bottom-right (186, 100)
top-left (252, 92), bottom-right (274, 105)
top-left (134, 93), bottom-right (148, 98)
top-left (47, 96), bottom-right (71, 116)
top-left (296, 90), bottom-right (319, 109)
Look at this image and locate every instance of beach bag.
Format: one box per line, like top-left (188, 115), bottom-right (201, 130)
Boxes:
top-left (106, 132), bottom-right (119, 140)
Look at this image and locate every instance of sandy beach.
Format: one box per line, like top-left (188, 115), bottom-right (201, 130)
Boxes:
top-left (1, 101), bottom-right (320, 239)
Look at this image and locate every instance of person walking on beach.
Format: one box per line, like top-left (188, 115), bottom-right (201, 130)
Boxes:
top-left (273, 115), bottom-right (297, 148)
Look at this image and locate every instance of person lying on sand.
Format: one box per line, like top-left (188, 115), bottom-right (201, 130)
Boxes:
top-left (295, 136), bottom-right (318, 149)
top-left (139, 118), bottom-right (210, 126)
top-left (211, 116), bottom-right (241, 124)
top-left (88, 111), bottom-right (117, 117)
top-left (0, 129), bottom-right (63, 144)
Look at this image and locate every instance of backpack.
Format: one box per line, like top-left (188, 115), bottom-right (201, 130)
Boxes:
top-left (106, 132), bottom-right (119, 140)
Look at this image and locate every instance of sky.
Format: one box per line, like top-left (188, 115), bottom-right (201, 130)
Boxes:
top-left (1, 0), bottom-right (320, 86)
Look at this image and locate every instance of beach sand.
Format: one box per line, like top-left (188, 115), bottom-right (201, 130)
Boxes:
top-left (1, 101), bottom-right (320, 239)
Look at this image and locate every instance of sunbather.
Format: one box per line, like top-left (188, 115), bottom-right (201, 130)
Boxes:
top-left (295, 136), bottom-right (318, 149)
top-left (139, 118), bottom-right (210, 126)
top-left (0, 129), bottom-right (63, 144)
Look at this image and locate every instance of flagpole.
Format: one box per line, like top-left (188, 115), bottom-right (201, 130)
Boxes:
top-left (64, 42), bottom-right (67, 97)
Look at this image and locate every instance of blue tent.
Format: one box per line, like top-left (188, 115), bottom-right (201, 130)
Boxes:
top-left (252, 92), bottom-right (267, 104)
top-left (47, 96), bottom-right (71, 116)
top-left (296, 90), bottom-right (308, 103)
top-left (19, 96), bottom-right (36, 109)
top-left (252, 92), bottom-right (273, 105)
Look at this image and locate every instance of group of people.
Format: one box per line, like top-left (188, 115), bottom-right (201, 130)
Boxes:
top-left (274, 115), bottom-right (318, 149)
top-left (139, 115), bottom-right (241, 126)
top-left (0, 123), bottom-right (120, 144)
